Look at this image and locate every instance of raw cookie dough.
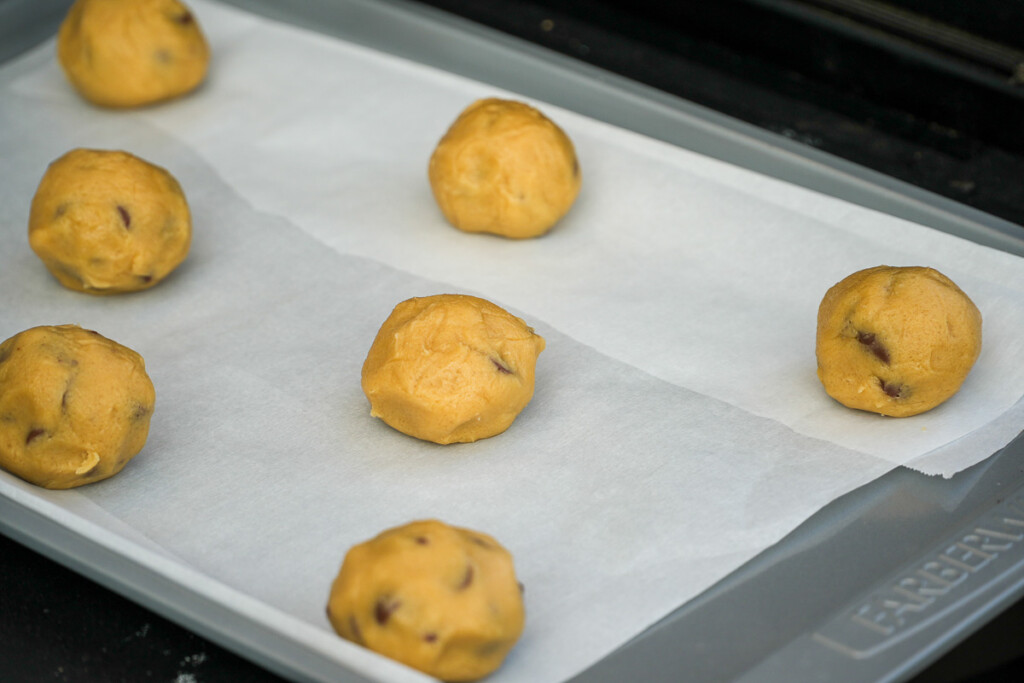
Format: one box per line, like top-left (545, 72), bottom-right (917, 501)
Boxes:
top-left (327, 519), bottom-right (525, 682)
top-left (0, 325), bottom-right (155, 489)
top-left (361, 294), bottom-right (545, 444)
top-left (57, 0), bottom-right (210, 108)
top-left (428, 98), bottom-right (581, 239)
top-left (29, 148), bottom-right (192, 294)
top-left (815, 265), bottom-right (982, 417)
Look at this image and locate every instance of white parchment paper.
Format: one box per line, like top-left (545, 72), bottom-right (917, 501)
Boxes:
top-left (1, 1), bottom-right (1023, 681)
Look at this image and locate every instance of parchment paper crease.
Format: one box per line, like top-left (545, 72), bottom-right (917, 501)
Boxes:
top-left (1, 1), bottom-right (1023, 681)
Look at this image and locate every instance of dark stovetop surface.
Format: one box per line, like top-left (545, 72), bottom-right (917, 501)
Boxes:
top-left (2, 1), bottom-right (1024, 681)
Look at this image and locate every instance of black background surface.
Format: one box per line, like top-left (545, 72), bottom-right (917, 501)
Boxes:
top-left (3, 0), bottom-right (1024, 681)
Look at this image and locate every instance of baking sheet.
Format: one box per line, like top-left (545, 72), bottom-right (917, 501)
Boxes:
top-left (2, 1), bottom-right (1024, 681)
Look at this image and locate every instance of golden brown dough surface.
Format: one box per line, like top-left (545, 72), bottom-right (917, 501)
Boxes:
top-left (29, 148), bottom-right (192, 294)
top-left (429, 98), bottom-right (581, 239)
top-left (361, 294), bottom-right (545, 444)
top-left (327, 519), bottom-right (525, 682)
top-left (0, 325), bottom-right (155, 489)
top-left (57, 0), bottom-right (210, 108)
top-left (815, 265), bottom-right (982, 417)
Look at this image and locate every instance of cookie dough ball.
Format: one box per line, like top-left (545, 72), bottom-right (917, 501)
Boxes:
top-left (361, 294), bottom-right (545, 444)
top-left (327, 519), bottom-right (525, 682)
top-left (29, 148), bottom-right (192, 294)
top-left (428, 98), bottom-right (581, 239)
top-left (0, 325), bottom-right (155, 489)
top-left (816, 265), bottom-right (982, 417)
top-left (57, 0), bottom-right (210, 108)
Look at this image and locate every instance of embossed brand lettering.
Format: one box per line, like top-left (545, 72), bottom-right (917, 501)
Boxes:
top-left (896, 569), bottom-right (956, 599)
top-left (812, 492), bottom-right (1024, 657)
top-left (941, 539), bottom-right (995, 570)
top-left (917, 561), bottom-right (967, 588)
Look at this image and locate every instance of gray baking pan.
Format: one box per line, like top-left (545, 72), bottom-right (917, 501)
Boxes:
top-left (1, 1), bottom-right (1023, 682)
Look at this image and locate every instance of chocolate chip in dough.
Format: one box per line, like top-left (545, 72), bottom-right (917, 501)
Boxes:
top-left (374, 596), bottom-right (401, 625)
top-left (856, 330), bottom-right (890, 364)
